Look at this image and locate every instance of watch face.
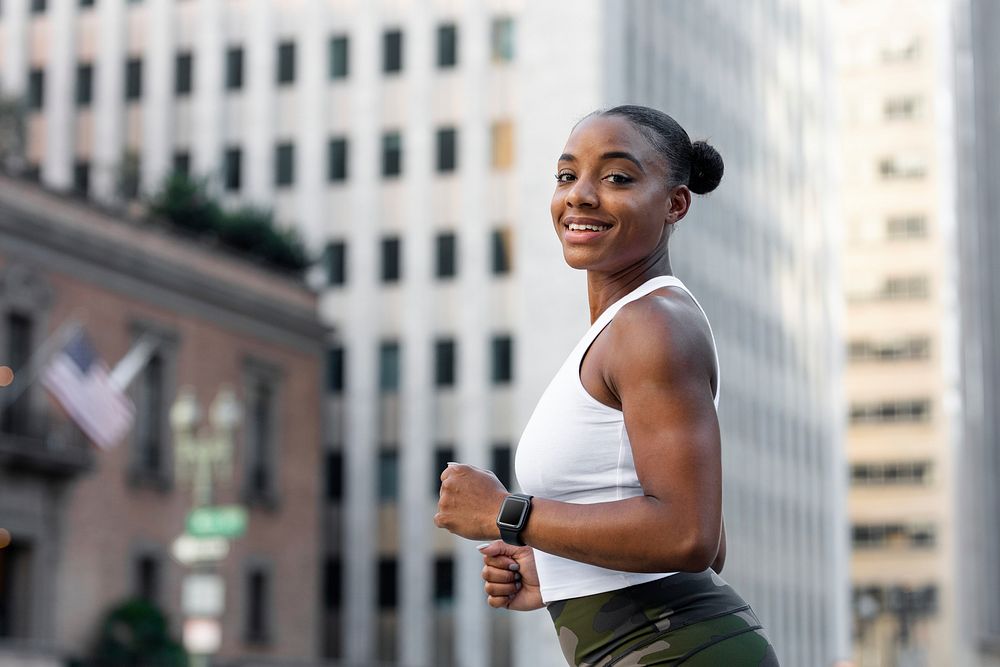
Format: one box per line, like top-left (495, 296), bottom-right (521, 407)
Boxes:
top-left (498, 497), bottom-right (529, 527)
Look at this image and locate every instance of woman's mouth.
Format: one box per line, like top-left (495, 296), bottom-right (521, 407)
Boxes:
top-left (563, 218), bottom-right (613, 242)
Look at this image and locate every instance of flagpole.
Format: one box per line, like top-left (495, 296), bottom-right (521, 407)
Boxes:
top-left (0, 316), bottom-right (82, 413)
top-left (109, 332), bottom-right (160, 392)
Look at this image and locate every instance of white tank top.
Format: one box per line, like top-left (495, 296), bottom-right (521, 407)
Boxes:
top-left (514, 275), bottom-right (720, 603)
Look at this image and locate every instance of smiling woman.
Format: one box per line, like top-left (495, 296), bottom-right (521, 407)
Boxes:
top-left (436, 105), bottom-right (779, 666)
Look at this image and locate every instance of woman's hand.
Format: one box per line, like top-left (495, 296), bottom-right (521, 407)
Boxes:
top-left (478, 541), bottom-right (543, 611)
top-left (434, 463), bottom-right (508, 541)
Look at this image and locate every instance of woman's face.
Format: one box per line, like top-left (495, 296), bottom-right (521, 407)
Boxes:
top-left (550, 114), bottom-right (686, 273)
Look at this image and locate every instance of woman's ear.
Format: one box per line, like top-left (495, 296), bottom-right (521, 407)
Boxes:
top-left (665, 185), bottom-right (692, 225)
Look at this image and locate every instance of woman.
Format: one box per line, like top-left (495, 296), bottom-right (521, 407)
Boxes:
top-left (435, 105), bottom-right (779, 666)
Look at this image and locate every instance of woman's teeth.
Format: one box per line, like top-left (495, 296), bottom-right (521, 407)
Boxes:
top-left (567, 223), bottom-right (610, 232)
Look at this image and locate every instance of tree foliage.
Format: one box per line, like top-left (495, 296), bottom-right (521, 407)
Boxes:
top-left (85, 598), bottom-right (188, 667)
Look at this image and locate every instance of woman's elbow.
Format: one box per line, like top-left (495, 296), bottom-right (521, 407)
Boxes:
top-left (670, 532), bottom-right (720, 573)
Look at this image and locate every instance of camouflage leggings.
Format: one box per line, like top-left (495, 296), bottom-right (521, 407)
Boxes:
top-left (546, 570), bottom-right (779, 666)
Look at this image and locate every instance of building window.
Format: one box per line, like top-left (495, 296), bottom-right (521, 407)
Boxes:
top-left (328, 137), bottom-right (348, 182)
top-left (329, 35), bottom-right (349, 79)
top-left (2, 313), bottom-right (33, 436)
top-left (326, 345), bottom-right (345, 393)
top-left (491, 335), bottom-right (513, 384)
top-left (277, 41), bottom-right (296, 85)
top-left (244, 369), bottom-right (279, 503)
top-left (377, 448), bottom-right (399, 502)
top-left (433, 446), bottom-right (455, 494)
top-left (76, 64), bottom-right (94, 107)
top-left (881, 276), bottom-right (929, 300)
top-left (878, 154), bottom-right (926, 180)
top-left (433, 557), bottom-right (454, 606)
top-left (434, 338), bottom-right (456, 388)
top-left (323, 558), bottom-right (342, 611)
top-left (125, 58), bottom-right (143, 101)
top-left (134, 353), bottom-right (165, 475)
top-left (377, 558), bottom-right (397, 610)
top-left (435, 232), bottom-right (457, 279)
top-left (133, 553), bottom-right (160, 604)
top-left (851, 461), bottom-right (933, 486)
top-left (73, 161), bottom-right (90, 196)
top-left (436, 127), bottom-right (458, 173)
top-left (226, 46), bottom-right (244, 91)
top-left (324, 241), bottom-right (347, 286)
top-left (884, 95), bottom-right (922, 121)
top-left (224, 147), bottom-right (242, 192)
top-left (245, 568), bottom-right (271, 643)
top-left (491, 121), bottom-right (514, 169)
top-left (172, 151), bottom-right (191, 176)
top-left (381, 236), bottom-right (401, 283)
top-left (274, 142), bottom-right (295, 187)
top-left (175, 52), bottom-right (193, 96)
top-left (437, 23), bottom-right (458, 68)
top-left (382, 131), bottom-right (402, 178)
top-left (491, 227), bottom-right (513, 275)
top-left (80, 0), bottom-right (96, 7)
top-left (491, 17), bottom-right (515, 62)
top-left (881, 36), bottom-right (920, 63)
top-left (886, 215), bottom-right (927, 239)
top-left (325, 450), bottom-right (343, 502)
top-left (0, 540), bottom-right (33, 639)
top-left (852, 522), bottom-right (935, 549)
top-left (28, 69), bottom-right (44, 111)
top-left (383, 29), bottom-right (403, 73)
top-left (378, 341), bottom-right (400, 392)
top-left (849, 399), bottom-right (931, 424)
top-left (30, 0), bottom-right (46, 14)
top-left (847, 337), bottom-right (930, 362)
top-left (491, 444), bottom-right (512, 489)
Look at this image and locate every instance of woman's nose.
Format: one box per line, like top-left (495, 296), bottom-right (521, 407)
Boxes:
top-left (567, 178), bottom-right (598, 208)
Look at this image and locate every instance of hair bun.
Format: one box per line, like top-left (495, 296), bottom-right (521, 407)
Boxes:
top-left (688, 141), bottom-right (724, 195)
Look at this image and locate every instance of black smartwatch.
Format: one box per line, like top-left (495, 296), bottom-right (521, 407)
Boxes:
top-left (496, 493), bottom-right (533, 546)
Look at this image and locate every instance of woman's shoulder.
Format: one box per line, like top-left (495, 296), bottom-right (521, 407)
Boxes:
top-left (608, 287), bottom-right (714, 369)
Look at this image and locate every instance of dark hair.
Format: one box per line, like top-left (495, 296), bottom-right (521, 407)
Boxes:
top-left (595, 105), bottom-right (724, 195)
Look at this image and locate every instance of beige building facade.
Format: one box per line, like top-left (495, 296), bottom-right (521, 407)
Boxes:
top-left (838, 1), bottom-right (962, 664)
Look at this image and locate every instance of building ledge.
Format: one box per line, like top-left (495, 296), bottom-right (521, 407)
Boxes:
top-left (0, 432), bottom-right (92, 479)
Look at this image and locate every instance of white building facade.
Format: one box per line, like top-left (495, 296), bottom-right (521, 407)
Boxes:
top-left (0, 1), bottom-right (847, 666)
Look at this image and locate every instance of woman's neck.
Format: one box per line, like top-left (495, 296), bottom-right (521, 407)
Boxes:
top-left (586, 251), bottom-right (672, 323)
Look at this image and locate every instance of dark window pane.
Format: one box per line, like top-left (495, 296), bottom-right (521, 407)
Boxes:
top-left (80, 0), bottom-right (95, 8)
top-left (134, 555), bottom-right (159, 604)
top-left (28, 69), bottom-right (44, 110)
top-left (172, 151), bottom-right (190, 176)
top-left (378, 341), bottom-right (400, 392)
top-left (326, 345), bottom-right (345, 392)
top-left (30, 0), bottom-right (46, 14)
top-left (224, 146), bottom-right (242, 192)
top-left (323, 558), bottom-right (342, 610)
top-left (437, 24), bottom-right (458, 68)
top-left (137, 354), bottom-right (164, 472)
top-left (329, 35), bottom-right (349, 79)
top-left (2, 313), bottom-right (33, 435)
top-left (246, 570), bottom-right (270, 642)
top-left (325, 450), bottom-right (343, 501)
top-left (436, 127), bottom-right (458, 172)
top-left (275, 142), bottom-right (295, 186)
top-left (435, 232), bottom-right (457, 278)
top-left (491, 335), bottom-right (513, 384)
top-left (490, 17), bottom-right (515, 62)
top-left (328, 137), bottom-right (348, 182)
top-left (378, 449), bottom-right (399, 502)
top-left (76, 64), bottom-right (93, 106)
top-left (277, 41), bottom-right (296, 84)
top-left (73, 161), bottom-right (90, 195)
top-left (491, 444), bottom-right (512, 489)
top-left (324, 241), bottom-right (347, 286)
top-left (226, 46), bottom-right (244, 90)
top-left (0, 541), bottom-right (34, 638)
top-left (383, 30), bottom-right (403, 73)
top-left (381, 237), bottom-right (401, 283)
top-left (175, 52), bottom-right (193, 95)
top-left (434, 338), bottom-right (456, 388)
top-left (433, 557), bottom-right (454, 604)
top-left (382, 132), bottom-right (402, 177)
top-left (377, 559), bottom-right (397, 609)
top-left (247, 379), bottom-right (275, 496)
top-left (491, 227), bottom-right (512, 274)
top-left (125, 58), bottom-right (143, 101)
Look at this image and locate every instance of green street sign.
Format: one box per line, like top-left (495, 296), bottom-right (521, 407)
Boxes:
top-left (186, 505), bottom-right (247, 539)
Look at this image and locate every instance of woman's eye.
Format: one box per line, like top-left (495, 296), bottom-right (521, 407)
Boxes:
top-left (606, 173), bottom-right (633, 184)
top-left (555, 172), bottom-right (575, 183)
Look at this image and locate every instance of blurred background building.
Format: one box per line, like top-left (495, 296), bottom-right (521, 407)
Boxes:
top-left (837, 1), bottom-right (962, 664)
top-left (0, 176), bottom-right (326, 665)
top-left (1, 1), bottom-right (850, 666)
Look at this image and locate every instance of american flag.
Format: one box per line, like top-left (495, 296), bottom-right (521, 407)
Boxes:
top-left (41, 329), bottom-right (135, 449)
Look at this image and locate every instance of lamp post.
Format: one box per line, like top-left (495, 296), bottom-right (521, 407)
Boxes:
top-left (171, 386), bottom-right (242, 667)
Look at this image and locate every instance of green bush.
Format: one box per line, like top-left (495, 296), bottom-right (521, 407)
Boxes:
top-left (86, 598), bottom-right (188, 667)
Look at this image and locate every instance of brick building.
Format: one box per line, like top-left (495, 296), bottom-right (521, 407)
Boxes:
top-left (0, 175), bottom-right (327, 665)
